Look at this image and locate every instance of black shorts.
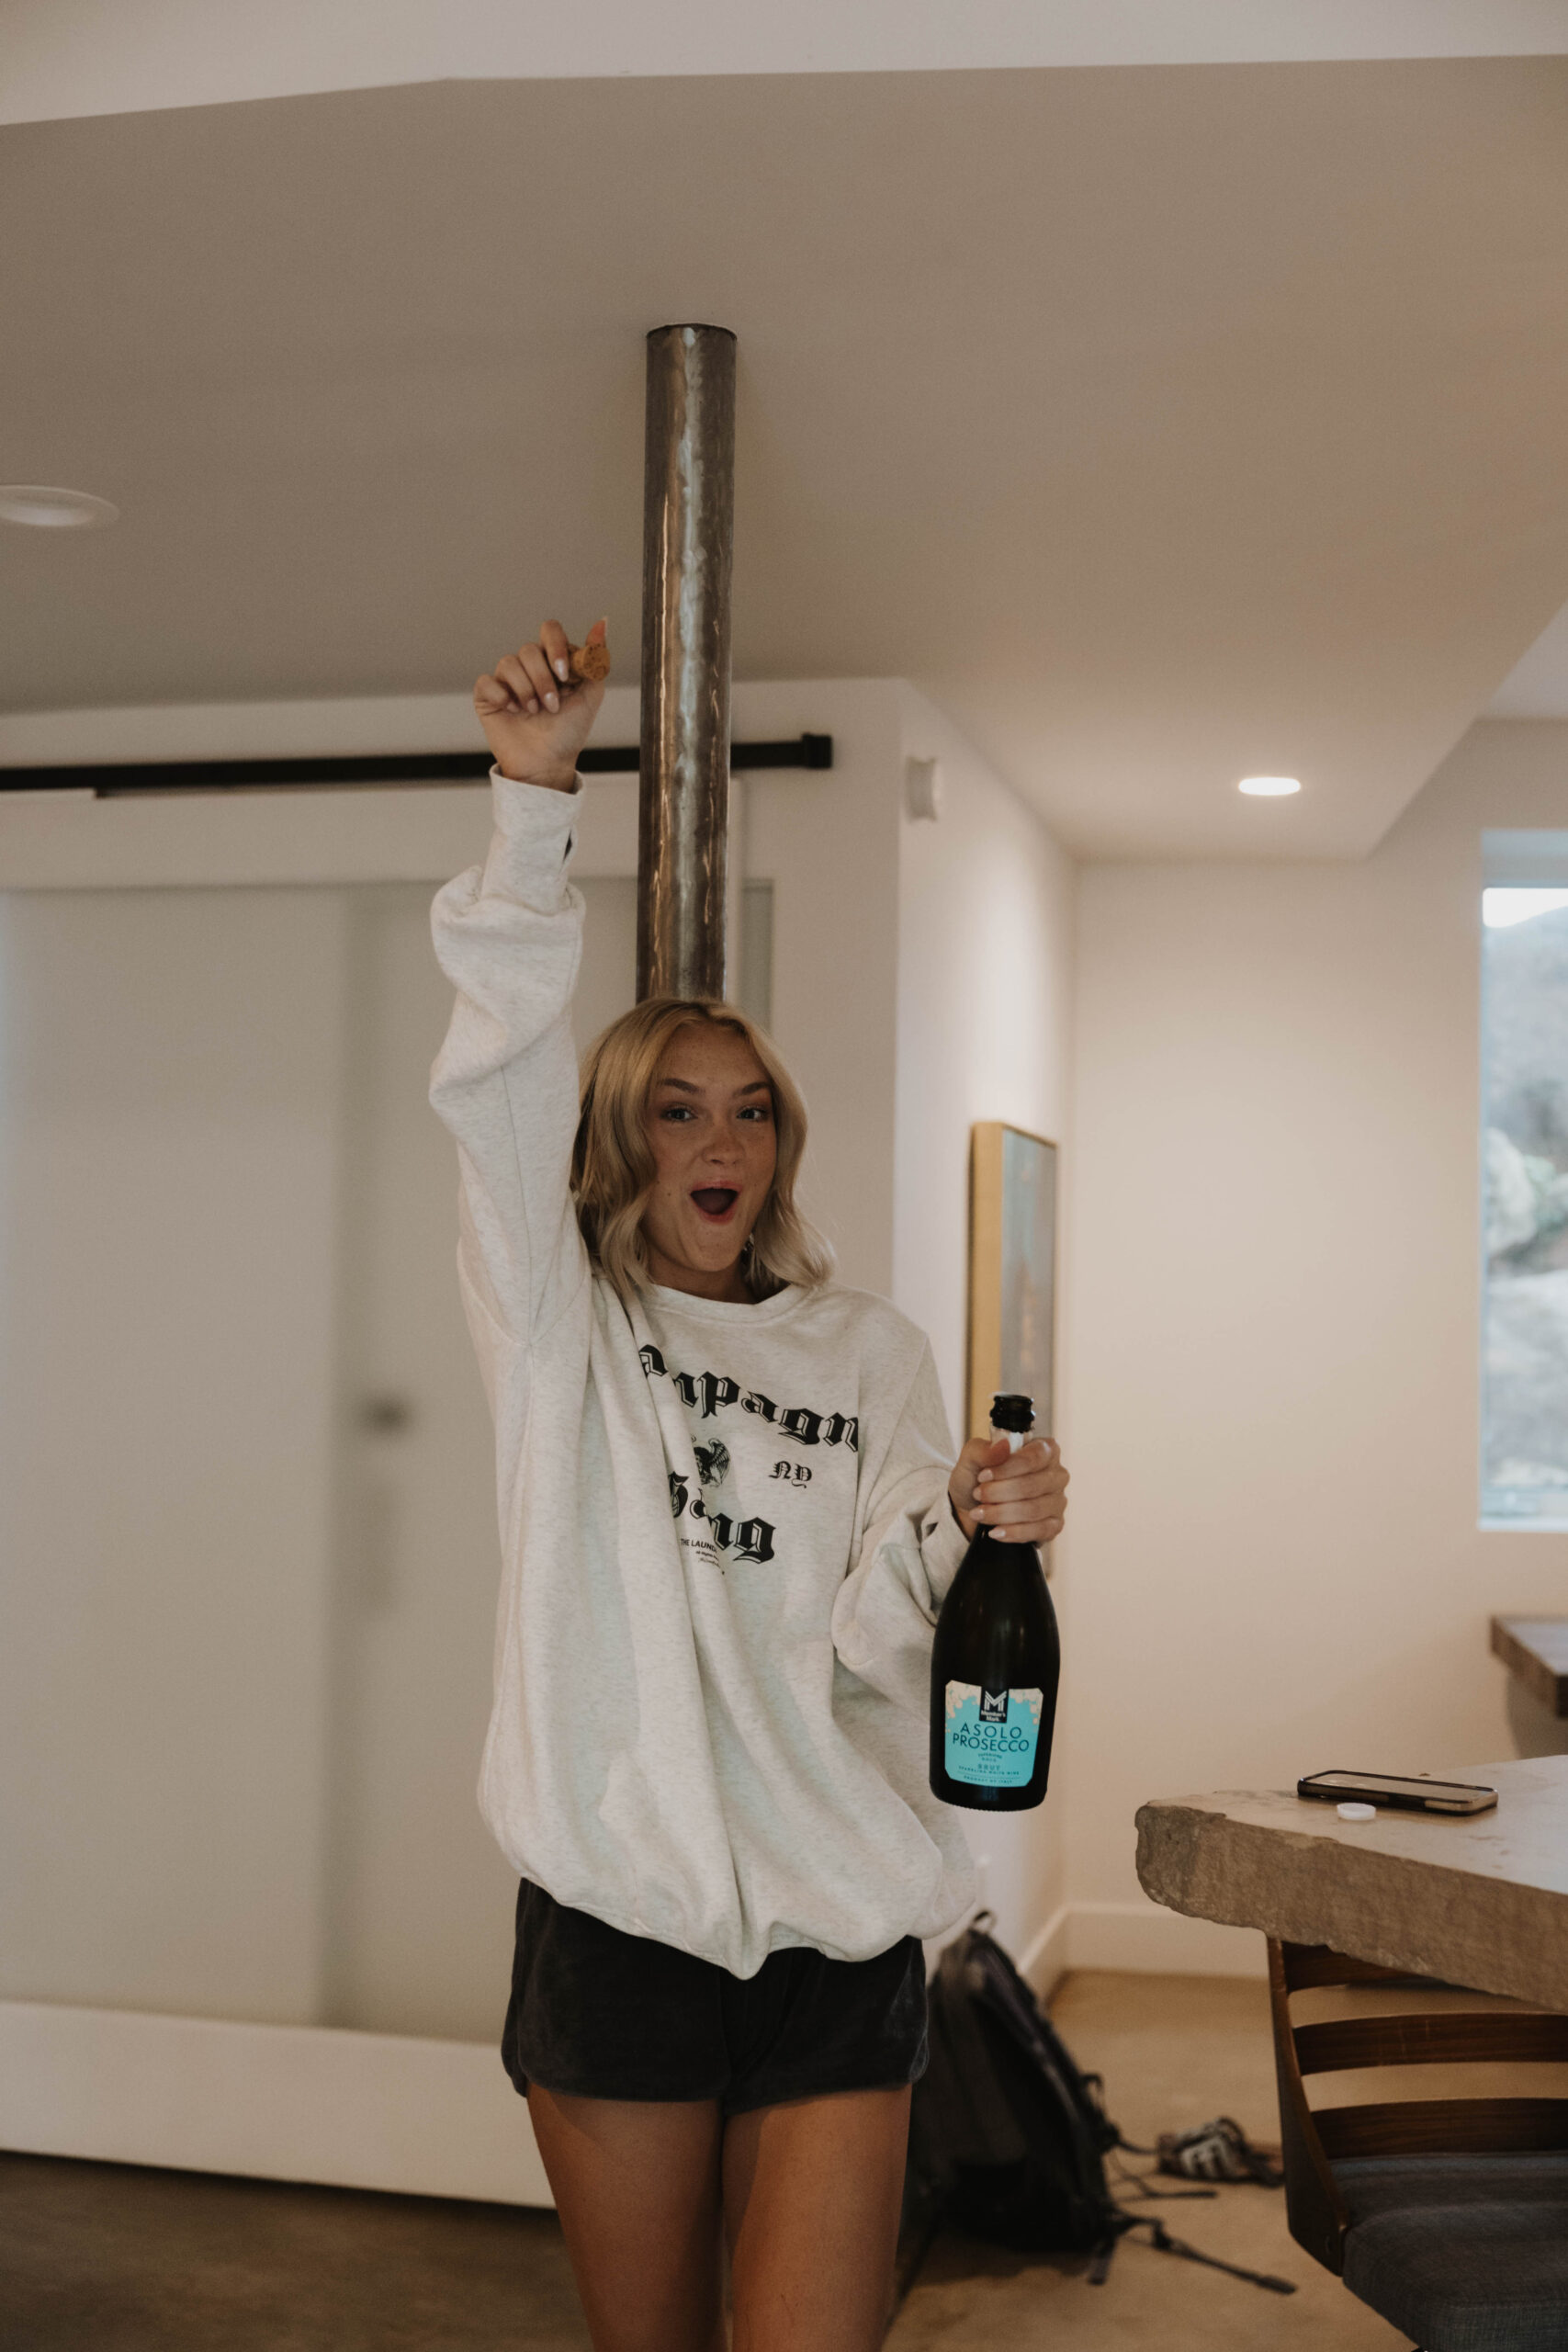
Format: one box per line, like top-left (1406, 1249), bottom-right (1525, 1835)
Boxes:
top-left (502, 1880), bottom-right (928, 2117)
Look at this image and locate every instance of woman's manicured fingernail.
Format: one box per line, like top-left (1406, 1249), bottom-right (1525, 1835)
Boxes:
top-left (554, 658), bottom-right (570, 681)
top-left (977, 1470), bottom-right (991, 1485)
top-left (546, 691), bottom-right (559, 712)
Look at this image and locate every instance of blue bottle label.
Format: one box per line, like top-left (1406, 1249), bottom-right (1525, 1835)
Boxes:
top-left (943, 1682), bottom-right (1043, 1789)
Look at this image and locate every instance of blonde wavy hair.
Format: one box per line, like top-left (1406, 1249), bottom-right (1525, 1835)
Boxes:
top-left (571, 999), bottom-right (834, 1302)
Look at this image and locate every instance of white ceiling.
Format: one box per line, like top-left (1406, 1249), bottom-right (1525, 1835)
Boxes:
top-left (6, 0), bottom-right (1568, 125)
top-left (4, 55), bottom-right (1568, 857)
top-left (1487, 599), bottom-right (1568, 718)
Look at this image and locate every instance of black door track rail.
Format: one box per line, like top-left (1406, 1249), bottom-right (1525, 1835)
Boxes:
top-left (0, 734), bottom-right (833, 797)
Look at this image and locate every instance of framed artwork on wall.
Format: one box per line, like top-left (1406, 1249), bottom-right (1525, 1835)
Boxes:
top-left (966, 1122), bottom-right (1057, 1441)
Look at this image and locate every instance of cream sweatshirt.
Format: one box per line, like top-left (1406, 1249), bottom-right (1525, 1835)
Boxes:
top-left (428, 772), bottom-right (975, 1977)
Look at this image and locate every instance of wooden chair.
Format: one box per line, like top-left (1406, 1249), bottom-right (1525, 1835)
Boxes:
top-left (1268, 1939), bottom-right (1568, 2349)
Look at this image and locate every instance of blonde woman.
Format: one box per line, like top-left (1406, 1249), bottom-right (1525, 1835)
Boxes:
top-left (429, 619), bottom-right (1068, 2352)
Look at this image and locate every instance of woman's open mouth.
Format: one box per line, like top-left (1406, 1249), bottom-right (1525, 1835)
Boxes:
top-left (690, 1186), bottom-right (740, 1222)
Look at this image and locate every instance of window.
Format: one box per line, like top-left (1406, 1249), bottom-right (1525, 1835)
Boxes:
top-left (1481, 836), bottom-right (1568, 1526)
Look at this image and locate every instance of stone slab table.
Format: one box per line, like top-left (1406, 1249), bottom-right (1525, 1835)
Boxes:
top-left (1491, 1615), bottom-right (1568, 1717)
top-left (1135, 1755), bottom-right (1568, 2012)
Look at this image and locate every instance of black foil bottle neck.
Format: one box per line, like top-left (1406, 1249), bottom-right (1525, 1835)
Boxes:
top-left (989, 1391), bottom-right (1034, 1435)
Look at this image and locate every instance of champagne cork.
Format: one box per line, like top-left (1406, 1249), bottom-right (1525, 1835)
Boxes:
top-left (568, 639), bottom-right (611, 686)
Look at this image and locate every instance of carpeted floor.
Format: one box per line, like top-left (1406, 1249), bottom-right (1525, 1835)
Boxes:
top-left (0, 1972), bottom-right (1409, 2350)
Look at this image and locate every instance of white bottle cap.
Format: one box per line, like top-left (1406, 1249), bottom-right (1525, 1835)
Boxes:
top-left (1336, 1801), bottom-right (1377, 1823)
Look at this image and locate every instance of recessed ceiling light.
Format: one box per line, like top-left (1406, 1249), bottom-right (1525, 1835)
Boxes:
top-left (1238, 775), bottom-right (1302, 797)
top-left (0, 485), bottom-right (119, 529)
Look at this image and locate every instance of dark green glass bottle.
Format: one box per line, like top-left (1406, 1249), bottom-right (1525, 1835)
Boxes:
top-left (930, 1392), bottom-right (1060, 1812)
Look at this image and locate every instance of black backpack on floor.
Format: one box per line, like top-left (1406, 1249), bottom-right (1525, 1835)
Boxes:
top-left (901, 1917), bottom-right (1293, 2294)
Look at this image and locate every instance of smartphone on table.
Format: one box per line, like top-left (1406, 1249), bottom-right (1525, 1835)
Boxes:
top-left (1296, 1770), bottom-right (1497, 1817)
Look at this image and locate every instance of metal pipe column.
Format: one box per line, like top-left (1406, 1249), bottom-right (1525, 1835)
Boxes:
top-left (637, 322), bottom-right (737, 1001)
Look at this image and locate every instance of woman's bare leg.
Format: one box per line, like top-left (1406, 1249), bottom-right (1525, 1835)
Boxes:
top-left (722, 2086), bottom-right (911, 2352)
top-left (526, 2085), bottom-right (728, 2352)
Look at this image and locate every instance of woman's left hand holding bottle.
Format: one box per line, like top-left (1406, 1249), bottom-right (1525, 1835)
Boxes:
top-left (474, 617), bottom-right (609, 791)
top-left (947, 1437), bottom-right (1068, 1546)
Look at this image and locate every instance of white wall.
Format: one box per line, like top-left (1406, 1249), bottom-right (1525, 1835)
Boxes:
top-left (10, 2), bottom-right (1557, 126)
top-left (891, 684), bottom-right (1077, 1972)
top-left (893, 684), bottom-right (1076, 1425)
top-left (0, 674), bottom-right (1079, 2198)
top-left (1063, 718), bottom-right (1568, 1974)
top-left (0, 677), bottom-right (910, 2096)
top-left (741, 679), bottom-right (903, 1292)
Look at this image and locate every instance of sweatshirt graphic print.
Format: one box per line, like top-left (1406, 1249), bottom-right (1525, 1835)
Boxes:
top-left (428, 772), bottom-right (975, 1976)
top-left (643, 1341), bottom-right (859, 1567)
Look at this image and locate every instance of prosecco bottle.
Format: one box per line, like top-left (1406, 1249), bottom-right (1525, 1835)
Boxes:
top-left (930, 1392), bottom-right (1060, 1812)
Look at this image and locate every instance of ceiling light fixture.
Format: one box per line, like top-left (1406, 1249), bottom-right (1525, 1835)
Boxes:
top-left (0, 485), bottom-right (119, 529)
top-left (1238, 775), bottom-right (1301, 797)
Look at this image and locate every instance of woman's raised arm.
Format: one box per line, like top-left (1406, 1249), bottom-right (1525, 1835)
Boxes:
top-left (427, 621), bottom-right (610, 1376)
